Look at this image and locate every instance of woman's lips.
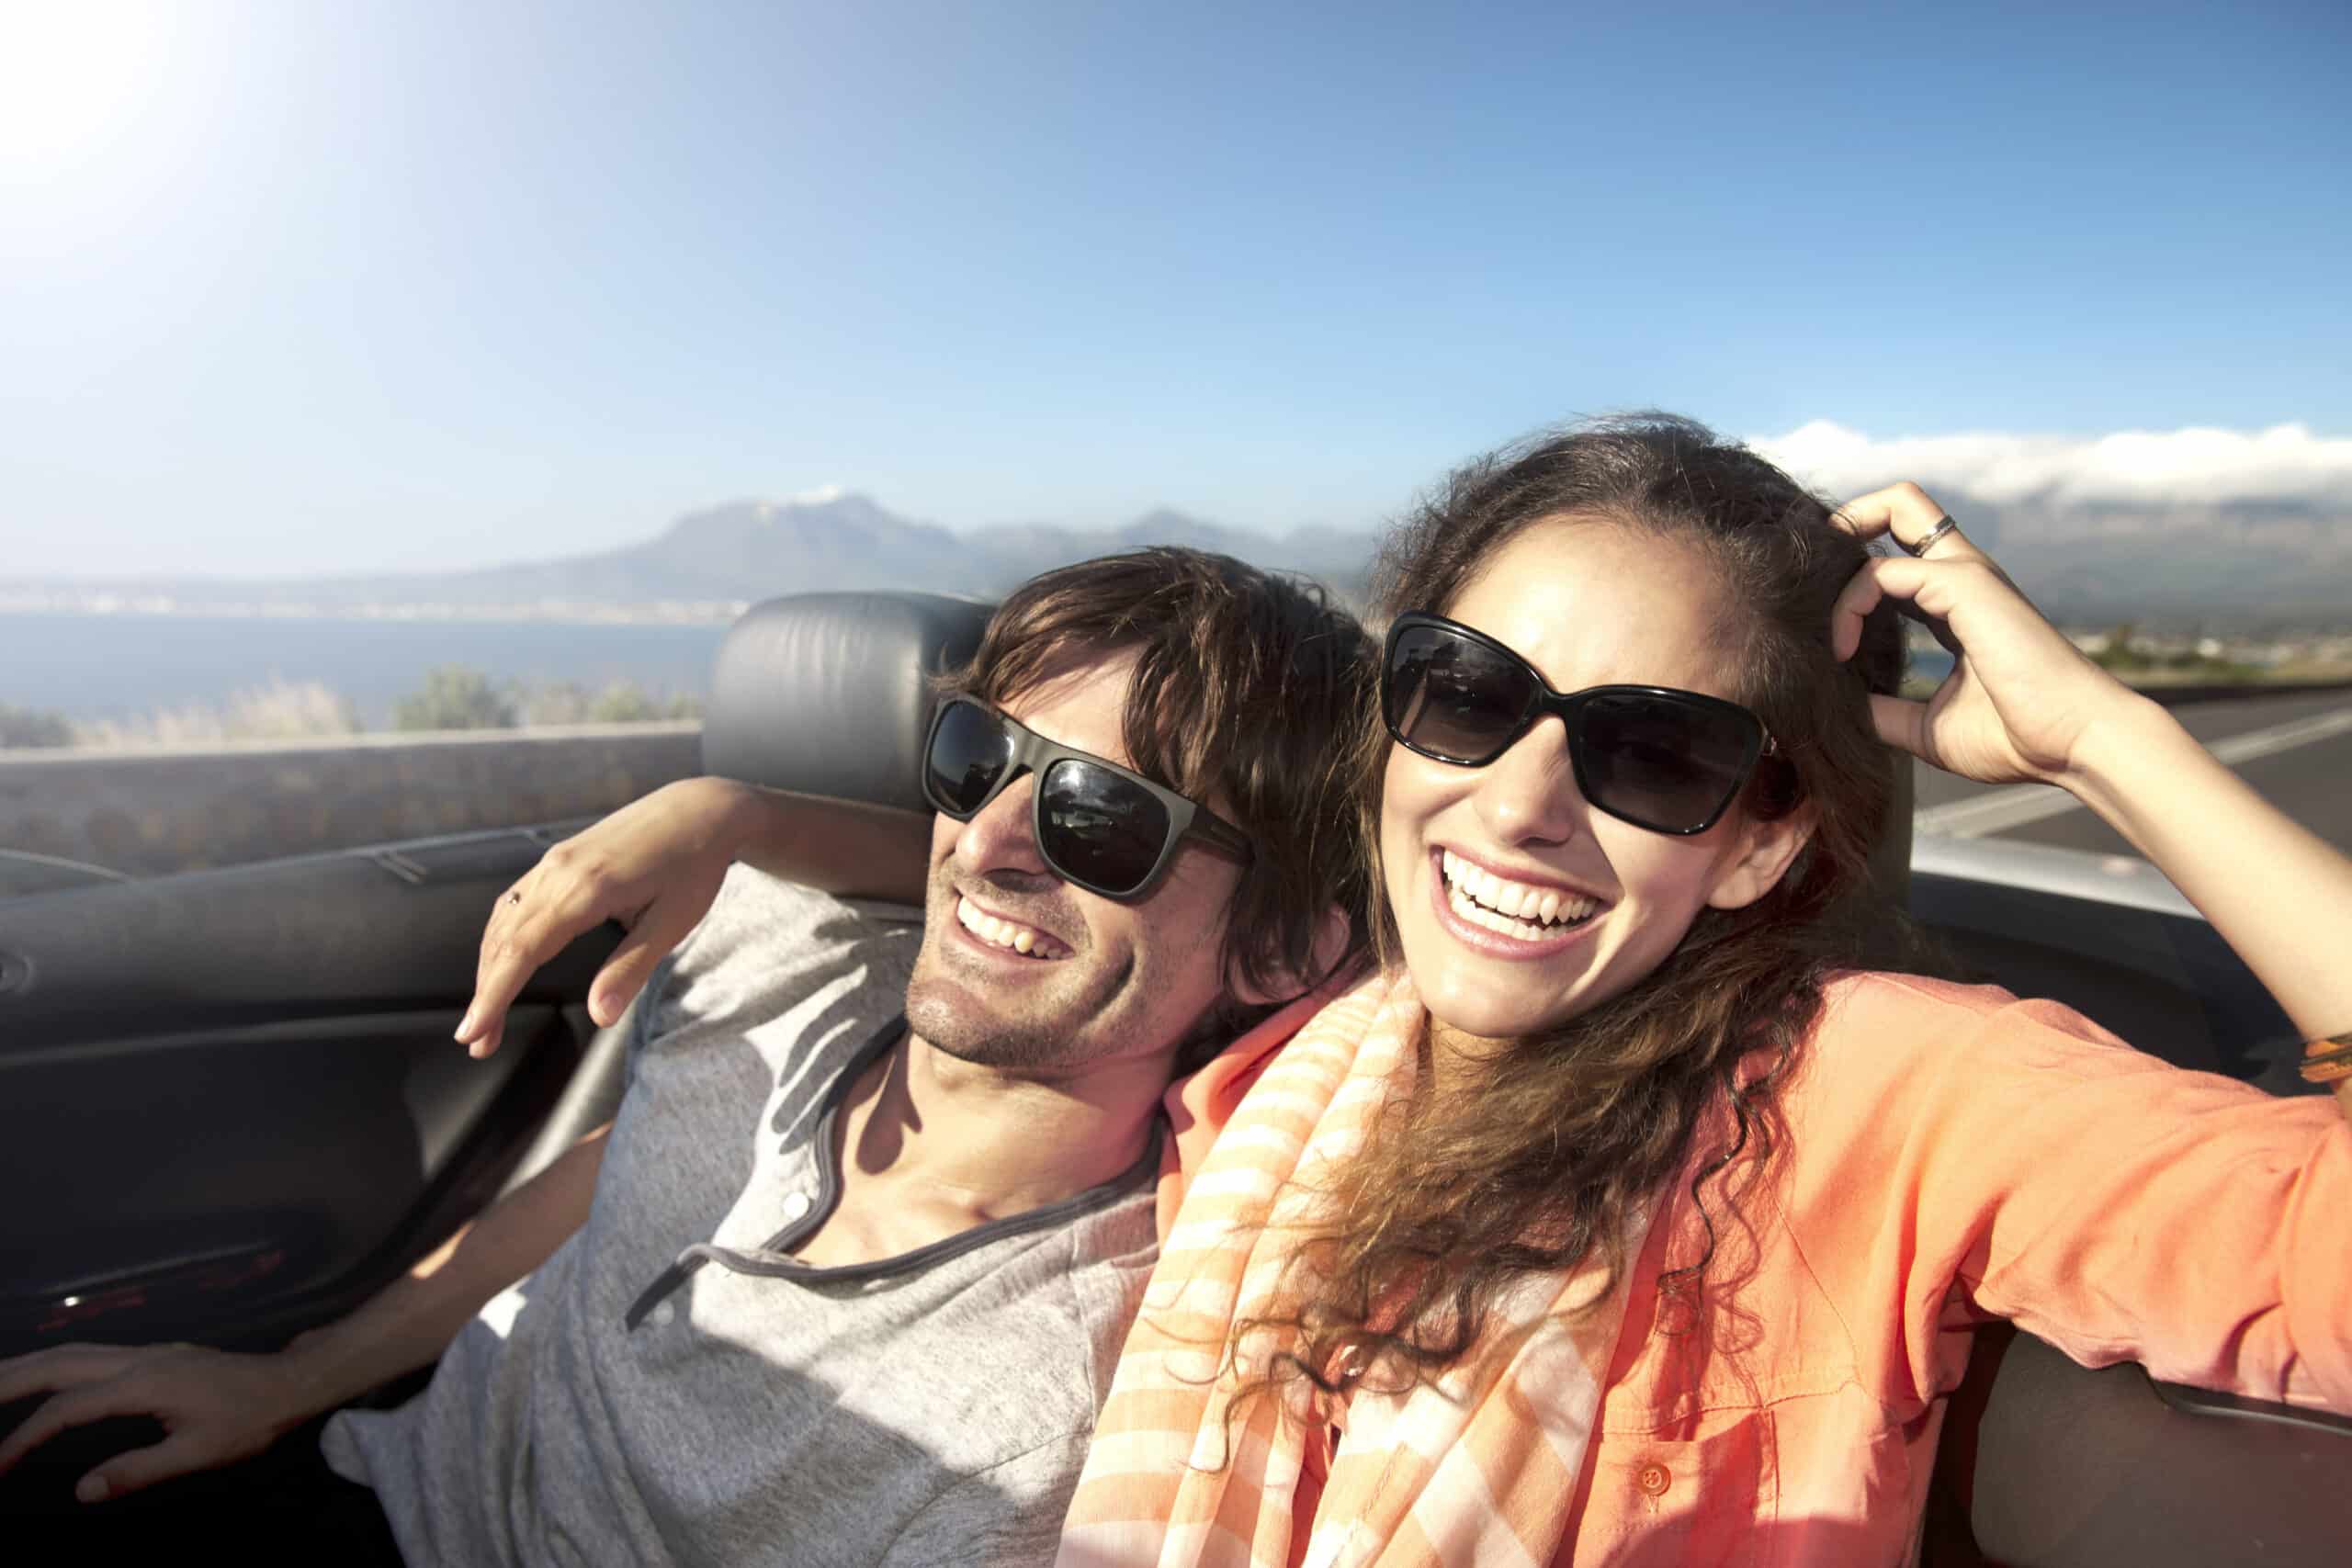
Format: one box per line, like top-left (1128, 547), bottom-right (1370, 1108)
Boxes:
top-left (1427, 849), bottom-right (1601, 962)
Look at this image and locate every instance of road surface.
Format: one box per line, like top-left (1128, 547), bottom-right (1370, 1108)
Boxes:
top-left (1912, 688), bottom-right (2352, 855)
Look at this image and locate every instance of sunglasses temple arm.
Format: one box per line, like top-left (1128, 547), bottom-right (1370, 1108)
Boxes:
top-left (1197, 816), bottom-right (1255, 863)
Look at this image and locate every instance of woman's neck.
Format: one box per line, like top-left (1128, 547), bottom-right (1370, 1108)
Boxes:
top-left (1422, 1013), bottom-right (1507, 1105)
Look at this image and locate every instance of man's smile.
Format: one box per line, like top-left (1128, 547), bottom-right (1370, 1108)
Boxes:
top-left (953, 892), bottom-right (1075, 960)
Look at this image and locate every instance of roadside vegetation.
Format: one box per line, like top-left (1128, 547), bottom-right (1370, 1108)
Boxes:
top-left (0, 704), bottom-right (76, 749)
top-left (2081, 625), bottom-right (2266, 683)
top-left (1, 668), bottom-right (705, 750)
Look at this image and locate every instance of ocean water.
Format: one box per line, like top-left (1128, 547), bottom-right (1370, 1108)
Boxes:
top-left (4, 612), bottom-right (731, 725)
top-left (3, 610), bottom-right (1964, 728)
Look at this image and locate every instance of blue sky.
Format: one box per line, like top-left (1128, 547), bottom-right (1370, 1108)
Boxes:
top-left (4, 0), bottom-right (2347, 579)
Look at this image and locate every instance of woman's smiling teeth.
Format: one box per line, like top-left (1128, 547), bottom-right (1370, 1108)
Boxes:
top-left (1440, 850), bottom-right (1600, 942)
top-left (956, 896), bottom-right (1071, 959)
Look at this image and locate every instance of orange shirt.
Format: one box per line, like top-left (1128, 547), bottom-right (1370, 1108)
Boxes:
top-left (1163, 971), bottom-right (2352, 1564)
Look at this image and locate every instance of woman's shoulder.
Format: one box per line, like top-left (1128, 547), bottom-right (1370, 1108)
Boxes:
top-left (1816, 968), bottom-right (2133, 1052)
top-left (1786, 969), bottom-right (2154, 1124)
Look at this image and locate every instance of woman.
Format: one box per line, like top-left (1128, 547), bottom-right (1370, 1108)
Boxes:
top-left (468, 416), bottom-right (2352, 1562)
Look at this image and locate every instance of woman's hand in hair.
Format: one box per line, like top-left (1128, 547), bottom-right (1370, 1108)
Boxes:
top-left (1838, 483), bottom-right (2352, 1096)
top-left (1825, 481), bottom-right (2147, 790)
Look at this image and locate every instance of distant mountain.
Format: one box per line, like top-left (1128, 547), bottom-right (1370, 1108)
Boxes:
top-left (1958, 498), bottom-right (2352, 627)
top-left (7, 490), bottom-right (2348, 630)
top-left (0, 493), bottom-right (1385, 617)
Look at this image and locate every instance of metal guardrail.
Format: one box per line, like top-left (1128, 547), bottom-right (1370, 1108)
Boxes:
top-left (2128, 676), bottom-right (2352, 707)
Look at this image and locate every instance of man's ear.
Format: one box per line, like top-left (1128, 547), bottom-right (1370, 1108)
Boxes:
top-left (1705, 807), bottom-right (1816, 912)
top-left (1231, 902), bottom-right (1359, 1008)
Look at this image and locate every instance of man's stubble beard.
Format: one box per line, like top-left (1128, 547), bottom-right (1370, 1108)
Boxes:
top-left (901, 930), bottom-right (1143, 1072)
top-left (907, 856), bottom-right (1227, 1075)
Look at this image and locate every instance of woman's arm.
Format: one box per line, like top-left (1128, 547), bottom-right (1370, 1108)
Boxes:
top-left (2063, 702), bottom-right (2352, 1047)
top-left (1786, 974), bottom-right (2352, 1414)
top-left (457, 776), bottom-right (931, 1056)
top-left (1828, 483), bottom-right (2352, 1114)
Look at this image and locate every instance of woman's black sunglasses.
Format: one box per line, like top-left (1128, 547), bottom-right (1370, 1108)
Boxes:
top-left (920, 696), bottom-right (1254, 899)
top-left (1382, 612), bottom-right (1777, 837)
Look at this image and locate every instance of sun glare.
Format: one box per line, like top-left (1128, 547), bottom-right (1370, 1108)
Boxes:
top-left (0, 0), bottom-right (176, 175)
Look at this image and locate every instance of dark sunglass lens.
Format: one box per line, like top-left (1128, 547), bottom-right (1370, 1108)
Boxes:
top-left (924, 701), bottom-right (1012, 815)
top-left (1040, 759), bottom-right (1170, 895)
top-left (1578, 694), bottom-right (1758, 831)
top-left (1385, 625), bottom-right (1531, 763)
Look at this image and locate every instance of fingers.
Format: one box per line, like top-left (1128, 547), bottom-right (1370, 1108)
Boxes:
top-left (1868, 693), bottom-right (1939, 766)
top-left (79, 1432), bottom-right (216, 1502)
top-left (0, 1347), bottom-right (137, 1479)
top-left (1829, 482), bottom-right (1990, 565)
top-left (1827, 558), bottom-right (1891, 661)
top-left (459, 853), bottom-right (621, 1057)
top-left (0, 1344), bottom-right (126, 1410)
top-left (587, 922), bottom-right (669, 1029)
top-left (457, 872), bottom-right (538, 1055)
top-left (1829, 553), bottom-right (2020, 660)
top-left (586, 864), bottom-right (729, 1024)
top-left (0, 1347), bottom-right (272, 1502)
top-left (0, 1372), bottom-right (145, 1477)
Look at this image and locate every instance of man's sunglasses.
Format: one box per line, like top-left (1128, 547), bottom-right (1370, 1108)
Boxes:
top-left (920, 695), bottom-right (1254, 899)
top-left (1382, 611), bottom-right (1777, 837)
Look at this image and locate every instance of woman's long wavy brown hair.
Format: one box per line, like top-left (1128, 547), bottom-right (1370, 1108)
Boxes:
top-left (1243, 413), bottom-right (1916, 1409)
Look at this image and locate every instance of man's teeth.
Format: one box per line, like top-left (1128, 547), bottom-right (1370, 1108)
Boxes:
top-left (1440, 850), bottom-right (1600, 941)
top-left (956, 897), bottom-right (1069, 959)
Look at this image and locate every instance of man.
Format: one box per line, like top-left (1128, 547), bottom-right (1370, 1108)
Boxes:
top-left (0, 548), bottom-right (1371, 1564)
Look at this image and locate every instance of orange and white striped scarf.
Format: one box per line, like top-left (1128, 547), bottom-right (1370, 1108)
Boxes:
top-left (1058, 969), bottom-right (1646, 1568)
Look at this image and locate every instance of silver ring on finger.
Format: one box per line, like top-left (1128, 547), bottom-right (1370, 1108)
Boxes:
top-left (1905, 514), bottom-right (1961, 558)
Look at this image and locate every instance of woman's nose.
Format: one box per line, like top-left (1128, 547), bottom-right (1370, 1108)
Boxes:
top-left (1472, 717), bottom-right (1585, 847)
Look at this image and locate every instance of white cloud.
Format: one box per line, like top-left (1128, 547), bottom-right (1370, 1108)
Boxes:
top-left (1748, 421), bottom-right (2352, 509)
top-left (789, 482), bottom-right (847, 505)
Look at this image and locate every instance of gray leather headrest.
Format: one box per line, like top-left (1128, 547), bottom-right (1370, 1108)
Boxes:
top-left (700, 592), bottom-right (995, 815)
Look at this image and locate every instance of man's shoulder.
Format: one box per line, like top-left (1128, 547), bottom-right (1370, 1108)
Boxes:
top-left (673, 863), bottom-right (925, 976)
top-left (645, 867), bottom-right (922, 1022)
top-left (623, 868), bottom-right (923, 1109)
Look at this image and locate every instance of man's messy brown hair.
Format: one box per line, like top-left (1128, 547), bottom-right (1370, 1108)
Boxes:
top-left (940, 547), bottom-right (1377, 1066)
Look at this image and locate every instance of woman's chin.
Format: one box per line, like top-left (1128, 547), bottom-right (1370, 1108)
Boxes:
top-left (1436, 1000), bottom-right (1576, 1043)
top-left (1409, 948), bottom-right (1587, 1043)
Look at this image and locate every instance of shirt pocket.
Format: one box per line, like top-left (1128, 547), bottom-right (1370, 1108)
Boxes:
top-left (1582, 1408), bottom-right (1778, 1567)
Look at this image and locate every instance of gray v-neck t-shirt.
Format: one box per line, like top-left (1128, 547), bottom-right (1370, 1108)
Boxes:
top-left (324, 869), bottom-right (1161, 1566)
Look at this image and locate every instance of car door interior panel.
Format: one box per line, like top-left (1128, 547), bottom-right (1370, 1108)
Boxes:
top-left (0, 834), bottom-right (618, 1355)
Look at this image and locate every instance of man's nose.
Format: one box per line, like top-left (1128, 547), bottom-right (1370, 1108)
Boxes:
top-left (955, 773), bottom-right (1054, 881)
top-left (1471, 717), bottom-right (1586, 847)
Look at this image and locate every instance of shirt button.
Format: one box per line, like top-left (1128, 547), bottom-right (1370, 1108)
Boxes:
top-left (781, 1191), bottom-right (813, 1223)
top-left (650, 1301), bottom-right (677, 1328)
top-left (1636, 1462), bottom-right (1671, 1497)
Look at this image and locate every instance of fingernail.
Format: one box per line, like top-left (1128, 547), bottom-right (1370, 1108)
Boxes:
top-left (454, 1007), bottom-right (477, 1043)
top-left (75, 1474), bottom-right (108, 1503)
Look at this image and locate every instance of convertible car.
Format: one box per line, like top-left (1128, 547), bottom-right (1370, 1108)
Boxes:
top-left (2, 591), bottom-right (2346, 1563)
